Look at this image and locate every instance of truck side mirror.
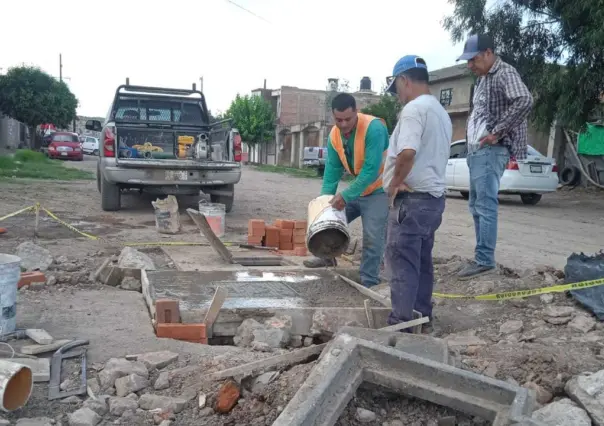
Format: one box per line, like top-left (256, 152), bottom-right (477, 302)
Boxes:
top-left (85, 120), bottom-right (102, 132)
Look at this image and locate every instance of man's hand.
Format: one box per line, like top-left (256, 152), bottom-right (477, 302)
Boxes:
top-left (479, 133), bottom-right (499, 147)
top-left (388, 183), bottom-right (413, 207)
top-left (330, 193), bottom-right (346, 211)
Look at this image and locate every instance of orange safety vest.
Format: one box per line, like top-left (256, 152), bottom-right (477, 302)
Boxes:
top-left (329, 113), bottom-right (387, 196)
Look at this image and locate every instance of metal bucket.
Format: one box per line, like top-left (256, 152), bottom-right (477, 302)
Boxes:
top-left (198, 201), bottom-right (226, 238)
top-left (0, 254), bottom-right (20, 335)
top-left (306, 195), bottom-right (350, 258)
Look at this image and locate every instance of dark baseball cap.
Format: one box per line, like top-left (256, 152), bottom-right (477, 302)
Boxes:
top-left (457, 34), bottom-right (495, 61)
top-left (385, 55), bottom-right (428, 94)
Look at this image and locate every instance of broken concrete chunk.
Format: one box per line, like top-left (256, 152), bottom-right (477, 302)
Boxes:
top-left (98, 358), bottom-right (149, 389)
top-left (86, 378), bottom-right (100, 396)
top-left (67, 407), bottom-right (101, 426)
top-left (134, 351), bottom-right (179, 370)
top-left (120, 276), bottom-right (142, 291)
top-left (61, 396), bottom-right (82, 404)
top-left (566, 369), bottom-right (604, 425)
top-left (568, 315), bottom-right (596, 333)
top-left (499, 320), bottom-right (523, 334)
top-left (524, 382), bottom-right (553, 405)
top-left (15, 241), bottom-right (53, 272)
top-left (115, 374), bottom-right (150, 397)
top-left (25, 329), bottom-right (53, 345)
top-left (82, 397), bottom-right (108, 416)
top-left (355, 407), bottom-right (376, 423)
top-left (252, 327), bottom-right (290, 349)
top-left (11, 358), bottom-right (50, 382)
top-left (154, 372), bottom-right (170, 390)
top-left (540, 293), bottom-right (554, 304)
top-left (544, 305), bottom-right (576, 318)
top-left (251, 371), bottom-right (280, 394)
top-left (118, 247), bottom-right (156, 270)
top-left (444, 331), bottom-right (487, 347)
top-left (109, 396), bottom-right (139, 416)
top-left (20, 339), bottom-right (72, 355)
top-left (233, 318), bottom-right (263, 347)
top-left (15, 418), bottom-right (54, 426)
top-left (532, 398), bottom-right (591, 426)
top-left (138, 394), bottom-right (187, 413)
top-left (545, 316), bottom-right (573, 325)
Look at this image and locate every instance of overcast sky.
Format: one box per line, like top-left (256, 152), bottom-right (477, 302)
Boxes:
top-left (1, 0), bottom-right (463, 117)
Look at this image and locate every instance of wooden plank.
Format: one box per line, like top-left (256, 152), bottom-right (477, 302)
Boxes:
top-left (379, 317), bottom-right (429, 333)
top-left (21, 339), bottom-right (72, 355)
top-left (338, 274), bottom-right (392, 307)
top-left (186, 208), bottom-right (233, 264)
top-left (203, 287), bottom-right (228, 338)
top-left (208, 344), bottom-right (327, 381)
top-left (25, 329), bottom-right (53, 345)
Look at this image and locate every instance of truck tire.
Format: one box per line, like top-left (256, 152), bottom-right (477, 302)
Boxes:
top-left (460, 191), bottom-right (470, 200)
top-left (560, 166), bottom-right (580, 186)
top-left (210, 184), bottom-right (234, 213)
top-left (100, 171), bottom-right (121, 211)
top-left (96, 163), bottom-right (101, 193)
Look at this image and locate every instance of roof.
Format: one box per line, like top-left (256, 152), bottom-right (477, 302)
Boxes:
top-left (429, 64), bottom-right (471, 83)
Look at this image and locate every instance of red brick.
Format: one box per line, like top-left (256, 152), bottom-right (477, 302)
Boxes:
top-left (264, 226), bottom-right (280, 248)
top-left (293, 235), bottom-right (306, 244)
top-left (279, 242), bottom-right (294, 251)
top-left (247, 236), bottom-right (263, 245)
top-left (156, 323), bottom-right (207, 343)
top-left (278, 220), bottom-right (295, 229)
top-left (293, 228), bottom-right (306, 236)
top-left (294, 220), bottom-right (307, 229)
top-left (279, 228), bottom-right (293, 241)
top-left (215, 380), bottom-right (240, 413)
top-left (248, 219), bottom-right (265, 238)
top-left (155, 299), bottom-right (180, 324)
top-left (18, 272), bottom-right (46, 289)
top-left (294, 247), bottom-right (308, 256)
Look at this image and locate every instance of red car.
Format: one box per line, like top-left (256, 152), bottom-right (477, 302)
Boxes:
top-left (47, 132), bottom-right (83, 161)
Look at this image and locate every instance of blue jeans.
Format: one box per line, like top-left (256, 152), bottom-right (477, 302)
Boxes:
top-left (386, 193), bottom-right (445, 324)
top-left (346, 192), bottom-right (389, 287)
top-left (467, 144), bottom-right (510, 268)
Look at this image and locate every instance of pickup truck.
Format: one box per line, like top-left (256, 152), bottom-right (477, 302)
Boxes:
top-left (303, 146), bottom-right (328, 177)
top-left (86, 84), bottom-right (242, 212)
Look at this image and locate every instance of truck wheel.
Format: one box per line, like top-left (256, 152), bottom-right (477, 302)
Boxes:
top-left (460, 191), bottom-right (470, 200)
top-left (100, 171), bottom-right (121, 211)
top-left (210, 184), bottom-right (234, 213)
top-left (520, 193), bottom-right (542, 205)
top-left (96, 163), bottom-right (101, 193)
top-left (317, 167), bottom-right (325, 177)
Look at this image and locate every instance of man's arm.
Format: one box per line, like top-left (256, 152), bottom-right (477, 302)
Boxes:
top-left (388, 106), bottom-right (423, 195)
top-left (491, 70), bottom-right (533, 137)
top-left (341, 120), bottom-right (389, 203)
top-left (320, 135), bottom-right (344, 195)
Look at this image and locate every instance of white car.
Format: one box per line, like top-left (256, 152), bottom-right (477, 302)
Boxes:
top-left (446, 140), bottom-right (559, 205)
top-left (81, 136), bottom-right (100, 155)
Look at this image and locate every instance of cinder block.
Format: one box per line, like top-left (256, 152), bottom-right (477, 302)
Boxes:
top-left (18, 272), bottom-right (46, 289)
top-left (265, 226), bottom-right (280, 248)
top-left (156, 323), bottom-right (207, 343)
top-left (155, 299), bottom-right (180, 324)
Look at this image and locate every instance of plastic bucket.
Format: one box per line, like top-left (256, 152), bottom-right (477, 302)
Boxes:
top-left (198, 202), bottom-right (226, 238)
top-left (0, 254), bottom-right (20, 335)
top-left (306, 195), bottom-right (350, 258)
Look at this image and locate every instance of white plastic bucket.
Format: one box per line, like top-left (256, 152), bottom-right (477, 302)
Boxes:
top-left (0, 254), bottom-right (20, 335)
top-left (306, 195), bottom-right (350, 258)
top-left (198, 202), bottom-right (226, 238)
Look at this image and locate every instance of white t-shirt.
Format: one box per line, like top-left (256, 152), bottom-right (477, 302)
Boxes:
top-left (382, 94), bottom-right (452, 197)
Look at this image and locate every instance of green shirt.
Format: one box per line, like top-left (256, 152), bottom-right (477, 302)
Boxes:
top-left (321, 119), bottom-right (389, 203)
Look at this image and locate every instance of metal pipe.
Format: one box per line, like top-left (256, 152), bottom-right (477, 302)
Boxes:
top-left (0, 360), bottom-right (33, 411)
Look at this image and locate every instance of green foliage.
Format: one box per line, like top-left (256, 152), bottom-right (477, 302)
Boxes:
top-left (0, 66), bottom-right (78, 128)
top-left (0, 150), bottom-right (93, 180)
top-left (443, 0), bottom-right (604, 131)
top-left (361, 95), bottom-right (402, 134)
top-left (225, 95), bottom-right (275, 145)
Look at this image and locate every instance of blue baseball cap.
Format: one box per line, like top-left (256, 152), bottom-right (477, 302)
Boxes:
top-left (385, 55), bottom-right (428, 94)
top-left (457, 34), bottom-right (495, 61)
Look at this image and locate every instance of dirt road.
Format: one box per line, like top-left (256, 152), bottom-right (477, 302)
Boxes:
top-left (2, 157), bottom-right (603, 270)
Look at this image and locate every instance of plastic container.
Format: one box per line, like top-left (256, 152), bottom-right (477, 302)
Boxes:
top-left (152, 195), bottom-right (181, 234)
top-left (198, 201), bottom-right (226, 238)
top-left (306, 195), bottom-right (350, 258)
top-left (0, 254), bottom-right (21, 335)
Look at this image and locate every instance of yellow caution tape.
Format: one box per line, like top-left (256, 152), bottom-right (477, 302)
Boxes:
top-left (42, 207), bottom-right (104, 241)
top-left (433, 277), bottom-right (604, 300)
top-left (123, 241), bottom-right (234, 247)
top-left (0, 205), bottom-right (36, 222)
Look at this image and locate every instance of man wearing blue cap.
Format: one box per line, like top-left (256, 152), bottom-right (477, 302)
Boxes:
top-left (455, 34), bottom-right (533, 280)
top-left (383, 55), bottom-right (452, 330)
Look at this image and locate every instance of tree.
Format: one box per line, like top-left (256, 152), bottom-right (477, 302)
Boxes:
top-left (225, 95), bottom-right (275, 144)
top-left (361, 95), bottom-right (401, 134)
top-left (0, 66), bottom-right (78, 142)
top-left (443, 0), bottom-right (604, 131)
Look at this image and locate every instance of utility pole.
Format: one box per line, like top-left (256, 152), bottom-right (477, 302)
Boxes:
top-left (59, 54), bottom-right (63, 82)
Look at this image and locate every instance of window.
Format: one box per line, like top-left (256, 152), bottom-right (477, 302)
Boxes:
top-left (440, 88), bottom-right (453, 107)
top-left (52, 134), bottom-right (79, 142)
top-left (449, 142), bottom-right (467, 159)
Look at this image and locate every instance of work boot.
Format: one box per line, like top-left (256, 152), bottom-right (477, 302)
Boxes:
top-left (457, 261), bottom-right (495, 281)
top-left (303, 257), bottom-right (338, 268)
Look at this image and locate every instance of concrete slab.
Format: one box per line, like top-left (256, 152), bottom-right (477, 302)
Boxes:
top-left (11, 358), bottom-right (50, 382)
top-left (142, 269), bottom-right (391, 336)
top-left (274, 330), bottom-right (536, 426)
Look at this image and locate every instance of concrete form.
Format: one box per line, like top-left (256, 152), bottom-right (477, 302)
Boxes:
top-left (274, 327), bottom-right (539, 426)
top-left (141, 269), bottom-right (391, 336)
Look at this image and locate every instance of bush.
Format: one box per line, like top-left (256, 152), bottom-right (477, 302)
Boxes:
top-left (14, 149), bottom-right (46, 163)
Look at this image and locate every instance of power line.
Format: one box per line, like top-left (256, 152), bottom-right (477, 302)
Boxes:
top-left (225, 0), bottom-right (272, 24)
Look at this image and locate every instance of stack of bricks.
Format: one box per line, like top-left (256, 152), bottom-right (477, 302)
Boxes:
top-left (247, 218), bottom-right (308, 256)
top-left (154, 299), bottom-right (207, 344)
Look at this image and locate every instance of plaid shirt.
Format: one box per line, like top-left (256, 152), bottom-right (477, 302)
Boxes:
top-left (471, 57), bottom-right (533, 160)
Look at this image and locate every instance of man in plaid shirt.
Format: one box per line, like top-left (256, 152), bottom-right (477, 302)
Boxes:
top-left (456, 34), bottom-right (533, 279)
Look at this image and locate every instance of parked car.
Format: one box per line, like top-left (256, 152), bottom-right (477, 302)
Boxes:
top-left (303, 146), bottom-right (328, 176)
top-left (47, 132), bottom-right (83, 161)
top-left (86, 83), bottom-right (242, 212)
top-left (446, 139), bottom-right (559, 205)
top-left (81, 136), bottom-right (100, 155)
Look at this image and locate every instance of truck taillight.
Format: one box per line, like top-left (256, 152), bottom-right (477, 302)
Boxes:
top-left (552, 164), bottom-right (559, 173)
top-left (234, 134), bottom-right (242, 162)
top-left (103, 126), bottom-right (116, 158)
top-left (318, 148), bottom-right (323, 159)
